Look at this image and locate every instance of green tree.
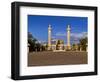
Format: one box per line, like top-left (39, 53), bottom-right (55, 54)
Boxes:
top-left (72, 44), bottom-right (75, 50)
top-left (79, 37), bottom-right (87, 51)
top-left (72, 43), bottom-right (79, 51)
top-left (28, 32), bottom-right (37, 52)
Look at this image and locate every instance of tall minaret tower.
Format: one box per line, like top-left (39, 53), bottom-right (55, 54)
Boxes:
top-left (67, 25), bottom-right (71, 50)
top-left (48, 24), bottom-right (52, 50)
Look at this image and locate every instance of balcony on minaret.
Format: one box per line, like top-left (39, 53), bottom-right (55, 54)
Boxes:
top-left (48, 24), bottom-right (52, 30)
top-left (67, 25), bottom-right (71, 31)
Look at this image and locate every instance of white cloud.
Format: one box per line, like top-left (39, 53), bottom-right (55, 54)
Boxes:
top-left (71, 32), bottom-right (87, 39)
top-left (55, 32), bottom-right (66, 36)
top-left (55, 32), bottom-right (87, 38)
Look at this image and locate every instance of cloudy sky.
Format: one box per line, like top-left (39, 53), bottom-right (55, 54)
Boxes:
top-left (28, 15), bottom-right (87, 44)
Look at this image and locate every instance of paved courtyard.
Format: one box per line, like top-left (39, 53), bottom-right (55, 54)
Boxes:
top-left (28, 51), bottom-right (87, 66)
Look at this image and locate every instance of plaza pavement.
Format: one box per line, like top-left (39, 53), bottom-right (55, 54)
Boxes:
top-left (28, 51), bottom-right (87, 66)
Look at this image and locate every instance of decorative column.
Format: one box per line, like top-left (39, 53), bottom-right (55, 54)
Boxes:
top-left (48, 24), bottom-right (52, 50)
top-left (67, 25), bottom-right (71, 50)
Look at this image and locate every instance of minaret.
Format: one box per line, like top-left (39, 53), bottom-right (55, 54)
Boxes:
top-left (67, 25), bottom-right (71, 50)
top-left (48, 24), bottom-right (52, 50)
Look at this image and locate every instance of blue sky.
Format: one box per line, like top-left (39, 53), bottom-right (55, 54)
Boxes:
top-left (28, 15), bottom-right (88, 44)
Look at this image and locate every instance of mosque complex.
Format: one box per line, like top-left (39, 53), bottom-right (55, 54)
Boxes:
top-left (28, 24), bottom-right (87, 53)
top-left (47, 24), bottom-right (72, 52)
